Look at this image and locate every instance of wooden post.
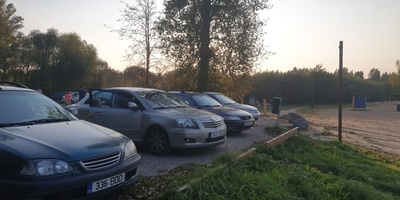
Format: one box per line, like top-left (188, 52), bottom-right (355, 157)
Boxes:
top-left (338, 41), bottom-right (343, 142)
top-left (263, 99), bottom-right (267, 116)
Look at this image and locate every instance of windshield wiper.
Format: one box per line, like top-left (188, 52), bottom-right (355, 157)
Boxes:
top-left (0, 119), bottom-right (71, 127)
top-left (153, 107), bottom-right (170, 109)
top-left (202, 105), bottom-right (220, 107)
top-left (8, 118), bottom-right (72, 126)
top-left (29, 118), bottom-right (71, 124)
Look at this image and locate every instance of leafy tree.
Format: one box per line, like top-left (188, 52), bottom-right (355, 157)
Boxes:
top-left (310, 65), bottom-right (337, 103)
top-left (112, 0), bottom-right (159, 87)
top-left (279, 69), bottom-right (314, 104)
top-left (25, 29), bottom-right (59, 91)
top-left (368, 68), bottom-right (381, 81)
top-left (0, 0), bottom-right (23, 80)
top-left (157, 0), bottom-right (271, 92)
top-left (122, 65), bottom-right (160, 87)
top-left (389, 60), bottom-right (400, 100)
top-left (253, 70), bottom-right (283, 104)
top-left (354, 71), bottom-right (364, 79)
top-left (54, 32), bottom-right (99, 91)
top-left (380, 72), bottom-right (390, 82)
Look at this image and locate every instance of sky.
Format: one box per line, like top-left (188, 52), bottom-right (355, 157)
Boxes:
top-left (7, 0), bottom-right (400, 76)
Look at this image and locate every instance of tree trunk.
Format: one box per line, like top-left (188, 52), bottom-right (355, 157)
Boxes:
top-left (198, 0), bottom-right (212, 92)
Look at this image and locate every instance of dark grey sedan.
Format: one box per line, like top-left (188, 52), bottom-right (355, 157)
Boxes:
top-left (0, 81), bottom-right (141, 199)
top-left (169, 91), bottom-right (255, 132)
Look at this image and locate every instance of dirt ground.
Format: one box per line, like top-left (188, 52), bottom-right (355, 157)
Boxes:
top-left (295, 101), bottom-right (400, 156)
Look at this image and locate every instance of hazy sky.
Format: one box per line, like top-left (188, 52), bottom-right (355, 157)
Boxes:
top-left (7, 0), bottom-right (400, 76)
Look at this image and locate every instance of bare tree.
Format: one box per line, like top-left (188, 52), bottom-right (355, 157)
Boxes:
top-left (110, 0), bottom-right (159, 87)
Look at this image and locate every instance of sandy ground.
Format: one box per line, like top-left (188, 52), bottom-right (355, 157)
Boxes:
top-left (292, 101), bottom-right (400, 156)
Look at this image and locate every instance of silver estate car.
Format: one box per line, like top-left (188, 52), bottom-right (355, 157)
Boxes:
top-left (68, 87), bottom-right (226, 155)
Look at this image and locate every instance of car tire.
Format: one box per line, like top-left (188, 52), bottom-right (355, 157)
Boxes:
top-left (144, 127), bottom-right (171, 156)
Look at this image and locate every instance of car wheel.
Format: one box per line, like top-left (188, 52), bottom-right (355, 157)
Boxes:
top-left (145, 127), bottom-right (170, 155)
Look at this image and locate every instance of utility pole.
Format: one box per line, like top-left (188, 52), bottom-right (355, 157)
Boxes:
top-left (338, 41), bottom-right (343, 142)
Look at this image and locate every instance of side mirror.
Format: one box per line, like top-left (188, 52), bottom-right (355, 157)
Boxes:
top-left (128, 102), bottom-right (138, 109)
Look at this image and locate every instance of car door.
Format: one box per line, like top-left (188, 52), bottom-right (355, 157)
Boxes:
top-left (83, 89), bottom-right (143, 141)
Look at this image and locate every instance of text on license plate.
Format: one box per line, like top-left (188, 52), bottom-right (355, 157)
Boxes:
top-left (209, 130), bottom-right (225, 138)
top-left (87, 173), bottom-right (125, 194)
top-left (244, 121), bottom-right (253, 126)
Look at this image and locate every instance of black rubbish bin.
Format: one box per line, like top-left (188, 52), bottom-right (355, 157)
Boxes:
top-left (271, 97), bottom-right (282, 114)
top-left (397, 104), bottom-right (400, 112)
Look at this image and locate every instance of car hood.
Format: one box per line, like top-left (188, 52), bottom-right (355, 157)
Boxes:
top-left (0, 121), bottom-right (128, 161)
top-left (226, 103), bottom-right (258, 111)
top-left (201, 106), bottom-right (251, 117)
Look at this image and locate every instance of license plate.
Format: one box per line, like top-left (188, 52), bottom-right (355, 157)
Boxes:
top-left (87, 173), bottom-right (125, 194)
top-left (244, 121), bottom-right (253, 126)
top-left (209, 130), bottom-right (225, 138)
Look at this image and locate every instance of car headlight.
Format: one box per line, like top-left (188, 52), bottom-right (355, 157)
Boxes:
top-left (223, 116), bottom-right (241, 121)
top-left (20, 160), bottom-right (72, 176)
top-left (124, 140), bottom-right (137, 159)
top-left (176, 119), bottom-right (199, 129)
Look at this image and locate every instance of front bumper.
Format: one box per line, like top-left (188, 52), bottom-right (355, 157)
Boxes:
top-left (225, 120), bottom-right (254, 132)
top-left (0, 153), bottom-right (141, 199)
top-left (168, 125), bottom-right (227, 148)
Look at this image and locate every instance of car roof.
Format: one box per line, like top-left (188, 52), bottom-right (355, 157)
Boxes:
top-left (202, 92), bottom-right (220, 95)
top-left (0, 81), bottom-right (34, 92)
top-left (105, 87), bottom-right (165, 93)
top-left (169, 91), bottom-right (204, 95)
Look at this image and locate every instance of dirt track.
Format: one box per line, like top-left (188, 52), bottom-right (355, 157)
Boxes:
top-left (296, 101), bottom-right (400, 156)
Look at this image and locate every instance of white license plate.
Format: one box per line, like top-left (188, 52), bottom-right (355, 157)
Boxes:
top-left (244, 121), bottom-right (253, 126)
top-left (87, 173), bottom-right (125, 194)
top-left (209, 130), bottom-right (225, 138)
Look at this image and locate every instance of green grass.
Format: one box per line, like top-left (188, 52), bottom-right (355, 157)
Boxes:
top-left (116, 135), bottom-right (400, 200)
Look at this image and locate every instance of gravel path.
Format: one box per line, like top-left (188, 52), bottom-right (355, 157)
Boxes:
top-left (300, 101), bottom-right (400, 156)
top-left (136, 117), bottom-right (289, 177)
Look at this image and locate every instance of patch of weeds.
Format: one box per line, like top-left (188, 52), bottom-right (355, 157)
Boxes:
top-left (211, 152), bottom-right (237, 165)
top-left (315, 131), bottom-right (335, 136)
top-left (265, 126), bottom-right (291, 136)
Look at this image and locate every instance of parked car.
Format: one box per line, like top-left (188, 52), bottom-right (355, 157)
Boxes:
top-left (67, 87), bottom-right (226, 155)
top-left (0, 81), bottom-right (141, 199)
top-left (51, 91), bottom-right (66, 102)
top-left (61, 91), bottom-right (80, 104)
top-left (204, 92), bottom-right (261, 120)
top-left (169, 91), bottom-right (255, 132)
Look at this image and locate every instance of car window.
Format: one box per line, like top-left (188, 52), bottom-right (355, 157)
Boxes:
top-left (0, 91), bottom-right (76, 125)
top-left (176, 95), bottom-right (195, 106)
top-left (192, 94), bottom-right (222, 107)
top-left (113, 91), bottom-right (134, 109)
top-left (93, 91), bottom-right (113, 107)
top-left (137, 91), bottom-right (187, 109)
top-left (213, 94), bottom-right (236, 104)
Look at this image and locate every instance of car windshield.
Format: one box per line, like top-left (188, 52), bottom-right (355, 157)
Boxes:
top-left (192, 94), bottom-right (222, 107)
top-left (137, 91), bottom-right (188, 109)
top-left (0, 91), bottom-right (77, 127)
top-left (213, 94), bottom-right (237, 105)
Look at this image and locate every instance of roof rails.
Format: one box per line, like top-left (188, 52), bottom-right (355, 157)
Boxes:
top-left (0, 81), bottom-right (29, 88)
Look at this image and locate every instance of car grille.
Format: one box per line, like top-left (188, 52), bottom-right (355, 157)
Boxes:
top-left (205, 136), bottom-right (225, 143)
top-left (200, 118), bottom-right (224, 128)
top-left (241, 116), bottom-right (252, 120)
top-left (80, 152), bottom-right (121, 171)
